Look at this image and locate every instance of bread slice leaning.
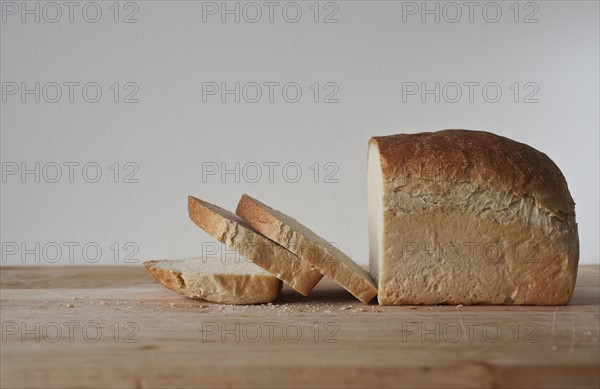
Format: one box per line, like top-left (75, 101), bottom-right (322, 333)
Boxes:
top-left (144, 257), bottom-right (281, 304)
top-left (188, 196), bottom-right (323, 296)
top-left (236, 194), bottom-right (378, 304)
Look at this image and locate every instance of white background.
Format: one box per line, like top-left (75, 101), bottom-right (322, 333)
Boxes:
top-left (1, 0), bottom-right (598, 266)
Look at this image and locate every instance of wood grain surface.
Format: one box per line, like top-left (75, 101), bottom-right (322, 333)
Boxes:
top-left (1, 265), bottom-right (598, 389)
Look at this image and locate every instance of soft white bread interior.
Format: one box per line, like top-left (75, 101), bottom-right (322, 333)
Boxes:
top-left (368, 141), bottom-right (384, 287)
top-left (368, 130), bottom-right (579, 305)
top-left (144, 257), bottom-right (281, 304)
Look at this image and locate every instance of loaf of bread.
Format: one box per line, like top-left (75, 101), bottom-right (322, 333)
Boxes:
top-left (144, 257), bottom-right (282, 304)
top-left (368, 130), bottom-right (579, 305)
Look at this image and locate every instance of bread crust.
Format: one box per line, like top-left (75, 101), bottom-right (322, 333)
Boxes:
top-left (144, 259), bottom-right (281, 305)
top-left (237, 194), bottom-right (378, 304)
top-left (188, 196), bottom-right (323, 296)
top-left (369, 130), bottom-right (579, 305)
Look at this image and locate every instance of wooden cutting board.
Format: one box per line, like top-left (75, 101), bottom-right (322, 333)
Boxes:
top-left (1, 265), bottom-right (598, 389)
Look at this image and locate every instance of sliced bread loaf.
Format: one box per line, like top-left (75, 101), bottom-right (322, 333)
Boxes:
top-left (188, 196), bottom-right (323, 296)
top-left (236, 194), bottom-right (378, 304)
top-left (368, 130), bottom-right (579, 305)
top-left (144, 257), bottom-right (281, 304)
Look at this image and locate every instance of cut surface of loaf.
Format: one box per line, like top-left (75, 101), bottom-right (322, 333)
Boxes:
top-left (188, 196), bottom-right (323, 296)
top-left (236, 194), bottom-right (378, 304)
top-left (368, 129), bottom-right (579, 305)
top-left (144, 257), bottom-right (281, 304)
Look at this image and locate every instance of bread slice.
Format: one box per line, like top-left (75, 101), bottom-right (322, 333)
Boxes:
top-left (236, 194), bottom-right (378, 304)
top-left (188, 196), bottom-right (323, 296)
top-left (144, 257), bottom-right (281, 304)
top-left (368, 130), bottom-right (579, 305)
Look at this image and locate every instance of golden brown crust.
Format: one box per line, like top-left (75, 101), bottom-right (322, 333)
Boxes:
top-left (237, 194), bottom-right (378, 304)
top-left (143, 260), bottom-right (281, 305)
top-left (188, 196), bottom-right (323, 296)
top-left (369, 130), bottom-right (575, 219)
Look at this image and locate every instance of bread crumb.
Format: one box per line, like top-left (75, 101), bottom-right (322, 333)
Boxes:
top-left (65, 304), bottom-right (75, 308)
top-left (408, 306), bottom-right (417, 310)
top-left (340, 305), bottom-right (353, 311)
top-left (169, 303), bottom-right (176, 308)
top-left (324, 310), bottom-right (332, 314)
top-left (456, 304), bottom-right (464, 308)
top-left (71, 297), bottom-right (77, 300)
top-left (100, 301), bottom-right (108, 306)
